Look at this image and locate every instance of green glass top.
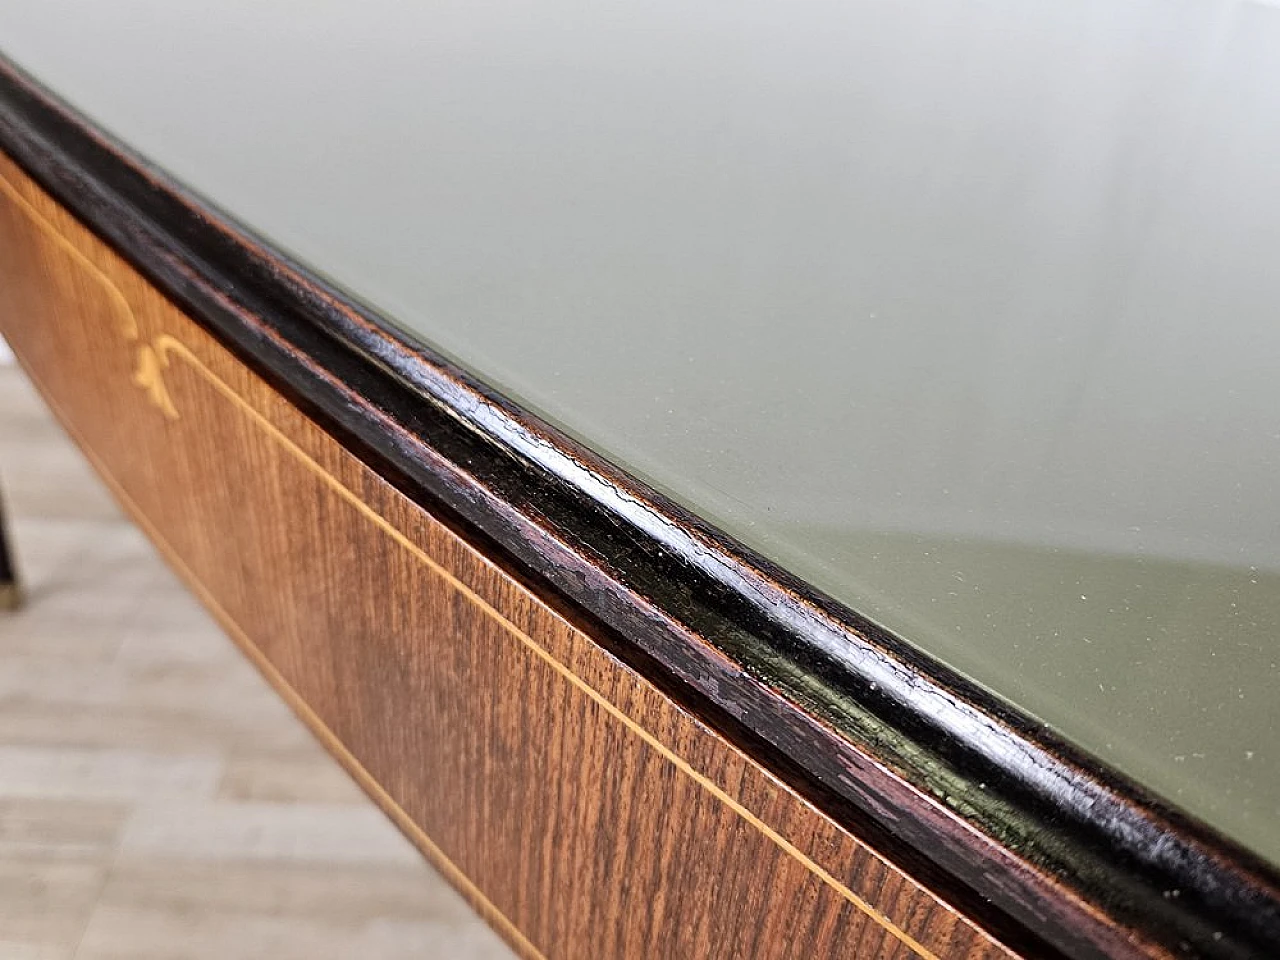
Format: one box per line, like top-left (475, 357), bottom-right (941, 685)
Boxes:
top-left (3, 0), bottom-right (1278, 862)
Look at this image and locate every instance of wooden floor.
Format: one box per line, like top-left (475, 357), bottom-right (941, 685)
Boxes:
top-left (0, 364), bottom-right (514, 959)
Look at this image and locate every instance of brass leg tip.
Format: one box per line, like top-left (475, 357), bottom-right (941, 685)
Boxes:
top-left (0, 582), bottom-right (23, 611)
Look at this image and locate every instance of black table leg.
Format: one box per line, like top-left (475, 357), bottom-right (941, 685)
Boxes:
top-left (0, 481), bottom-right (20, 610)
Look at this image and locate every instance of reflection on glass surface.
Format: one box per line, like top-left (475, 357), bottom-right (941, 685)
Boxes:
top-left (3, 0), bottom-right (1279, 861)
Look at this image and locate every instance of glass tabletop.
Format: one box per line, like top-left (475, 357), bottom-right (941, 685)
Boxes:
top-left (3, 0), bottom-right (1278, 864)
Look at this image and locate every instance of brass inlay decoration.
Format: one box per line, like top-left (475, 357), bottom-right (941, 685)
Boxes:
top-left (0, 163), bottom-right (947, 960)
top-left (0, 168), bottom-right (176, 419)
top-left (132, 342), bottom-right (179, 420)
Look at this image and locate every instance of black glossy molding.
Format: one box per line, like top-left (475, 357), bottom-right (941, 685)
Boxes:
top-left (1, 54), bottom-right (1277, 960)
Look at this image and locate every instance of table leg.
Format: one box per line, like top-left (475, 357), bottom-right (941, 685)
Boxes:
top-left (0, 481), bottom-right (20, 610)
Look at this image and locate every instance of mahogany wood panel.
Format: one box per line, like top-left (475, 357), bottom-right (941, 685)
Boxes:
top-left (0, 153), bottom-right (1021, 958)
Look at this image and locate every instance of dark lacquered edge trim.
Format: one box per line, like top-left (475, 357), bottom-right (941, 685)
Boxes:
top-left (0, 53), bottom-right (1276, 960)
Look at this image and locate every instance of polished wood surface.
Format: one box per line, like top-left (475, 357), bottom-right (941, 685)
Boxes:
top-left (0, 151), bottom-right (1021, 958)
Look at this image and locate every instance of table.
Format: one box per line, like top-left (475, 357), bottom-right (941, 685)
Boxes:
top-left (0, 2), bottom-right (1277, 956)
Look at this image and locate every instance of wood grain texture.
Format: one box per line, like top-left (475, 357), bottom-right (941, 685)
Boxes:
top-left (0, 150), bottom-right (1020, 958)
